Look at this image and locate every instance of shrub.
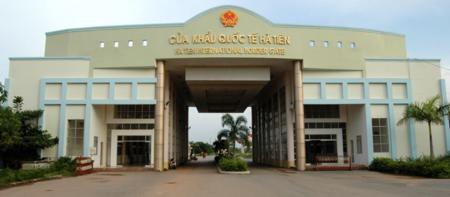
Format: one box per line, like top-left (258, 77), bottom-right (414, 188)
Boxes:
top-left (51, 157), bottom-right (76, 176)
top-left (369, 155), bottom-right (450, 178)
top-left (369, 158), bottom-right (398, 173)
top-left (0, 168), bottom-right (17, 186)
top-left (0, 157), bottom-right (77, 187)
top-left (214, 155), bottom-right (223, 164)
top-left (218, 157), bottom-right (248, 171)
top-left (0, 168), bottom-right (50, 187)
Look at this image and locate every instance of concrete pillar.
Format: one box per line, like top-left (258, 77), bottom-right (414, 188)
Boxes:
top-left (155, 61), bottom-right (165, 171)
top-left (285, 72), bottom-right (295, 168)
top-left (163, 73), bottom-right (170, 170)
top-left (254, 105), bottom-right (258, 163)
top-left (294, 61), bottom-right (306, 171)
top-left (168, 83), bottom-right (174, 164)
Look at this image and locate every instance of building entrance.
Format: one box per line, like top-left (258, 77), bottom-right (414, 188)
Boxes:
top-left (117, 136), bottom-right (151, 166)
top-left (161, 58), bottom-right (301, 169)
top-left (305, 129), bottom-right (344, 164)
top-left (306, 137), bottom-right (338, 163)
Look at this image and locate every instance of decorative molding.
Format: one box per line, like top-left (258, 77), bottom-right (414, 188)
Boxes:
top-left (38, 77), bottom-right (158, 158)
top-left (9, 56), bottom-right (91, 61)
top-left (303, 78), bottom-right (411, 105)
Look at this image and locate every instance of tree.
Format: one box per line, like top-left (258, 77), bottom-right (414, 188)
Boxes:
top-left (0, 107), bottom-right (21, 151)
top-left (190, 141), bottom-right (214, 156)
top-left (0, 82), bottom-right (7, 104)
top-left (12, 96), bottom-right (23, 112)
top-left (238, 135), bottom-right (252, 153)
top-left (217, 114), bottom-right (250, 155)
top-left (213, 139), bottom-right (228, 155)
top-left (0, 96), bottom-right (58, 169)
top-left (397, 95), bottom-right (449, 158)
top-left (0, 87), bottom-right (19, 154)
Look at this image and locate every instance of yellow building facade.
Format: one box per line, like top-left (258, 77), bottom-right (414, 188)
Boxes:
top-left (4, 6), bottom-right (450, 171)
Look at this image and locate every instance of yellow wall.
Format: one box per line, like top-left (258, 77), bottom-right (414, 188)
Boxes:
top-left (44, 6), bottom-right (406, 70)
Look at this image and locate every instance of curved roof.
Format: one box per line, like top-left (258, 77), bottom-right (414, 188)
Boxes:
top-left (46, 5), bottom-right (403, 37)
top-left (43, 5), bottom-right (407, 70)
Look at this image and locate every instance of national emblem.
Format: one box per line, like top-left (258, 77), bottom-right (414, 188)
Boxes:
top-left (220, 10), bottom-right (238, 27)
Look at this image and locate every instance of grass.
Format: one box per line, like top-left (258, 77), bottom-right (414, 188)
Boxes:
top-left (0, 157), bottom-right (76, 187)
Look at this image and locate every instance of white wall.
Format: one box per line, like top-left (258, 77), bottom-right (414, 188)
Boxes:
top-left (366, 59), bottom-right (447, 157)
top-left (92, 68), bottom-right (155, 78)
top-left (365, 61), bottom-right (409, 78)
top-left (8, 59), bottom-right (89, 110)
top-left (67, 84), bottom-right (87, 100)
top-left (304, 70), bottom-right (363, 78)
top-left (90, 105), bottom-right (107, 167)
top-left (304, 83), bottom-right (320, 99)
top-left (41, 105), bottom-right (60, 159)
top-left (346, 105), bottom-right (368, 164)
top-left (394, 104), bottom-right (410, 158)
top-left (348, 83), bottom-right (364, 99)
top-left (409, 61), bottom-right (446, 156)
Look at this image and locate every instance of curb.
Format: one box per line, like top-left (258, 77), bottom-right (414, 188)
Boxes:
top-left (0, 175), bottom-right (65, 190)
top-left (216, 166), bottom-right (251, 175)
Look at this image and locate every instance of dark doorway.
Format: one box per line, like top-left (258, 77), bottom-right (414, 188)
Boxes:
top-left (117, 136), bottom-right (151, 166)
top-left (306, 140), bottom-right (338, 163)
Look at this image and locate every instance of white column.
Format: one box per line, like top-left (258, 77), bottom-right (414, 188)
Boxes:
top-left (285, 72), bottom-right (295, 168)
top-left (294, 61), bottom-right (306, 171)
top-left (168, 83), bottom-right (174, 164)
top-left (163, 73), bottom-right (170, 170)
top-left (155, 61), bottom-right (165, 171)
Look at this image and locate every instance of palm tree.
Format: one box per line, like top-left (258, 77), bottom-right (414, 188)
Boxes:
top-left (217, 114), bottom-right (250, 155)
top-left (397, 95), bottom-right (449, 158)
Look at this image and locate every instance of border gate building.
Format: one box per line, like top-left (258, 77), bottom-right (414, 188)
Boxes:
top-left (4, 6), bottom-right (450, 171)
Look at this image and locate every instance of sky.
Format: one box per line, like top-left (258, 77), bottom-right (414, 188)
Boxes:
top-left (1, 0), bottom-right (450, 143)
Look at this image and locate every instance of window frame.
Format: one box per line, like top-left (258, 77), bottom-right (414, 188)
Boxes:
top-left (114, 105), bottom-right (155, 119)
top-left (356, 135), bottom-right (363, 154)
top-left (372, 118), bottom-right (389, 153)
top-left (67, 119), bottom-right (84, 156)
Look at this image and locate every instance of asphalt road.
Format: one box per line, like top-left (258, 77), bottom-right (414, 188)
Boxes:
top-left (1, 157), bottom-right (450, 197)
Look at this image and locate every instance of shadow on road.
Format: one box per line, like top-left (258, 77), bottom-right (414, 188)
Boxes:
top-left (181, 156), bottom-right (216, 170)
top-left (181, 156), bottom-right (256, 171)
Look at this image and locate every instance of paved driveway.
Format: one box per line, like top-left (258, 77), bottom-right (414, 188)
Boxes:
top-left (1, 157), bottom-right (450, 197)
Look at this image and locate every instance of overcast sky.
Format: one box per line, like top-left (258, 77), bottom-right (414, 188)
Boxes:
top-left (1, 0), bottom-right (450, 143)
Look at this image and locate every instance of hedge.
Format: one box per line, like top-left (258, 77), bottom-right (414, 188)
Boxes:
top-left (369, 155), bottom-right (450, 178)
top-left (0, 157), bottom-right (76, 187)
top-left (218, 157), bottom-right (248, 171)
